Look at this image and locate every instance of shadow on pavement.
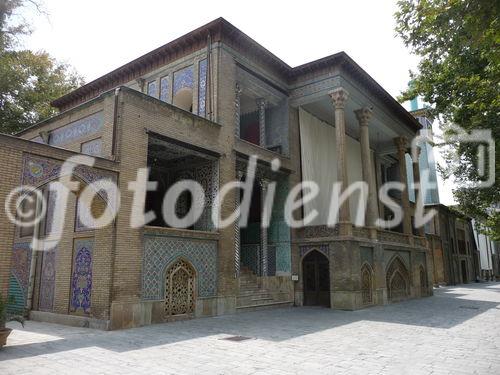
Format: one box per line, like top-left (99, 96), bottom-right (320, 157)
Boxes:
top-left (1, 283), bottom-right (499, 359)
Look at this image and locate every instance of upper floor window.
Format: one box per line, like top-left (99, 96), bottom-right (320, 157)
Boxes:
top-left (173, 65), bottom-right (194, 112)
top-left (160, 76), bottom-right (169, 102)
top-left (147, 80), bottom-right (157, 98)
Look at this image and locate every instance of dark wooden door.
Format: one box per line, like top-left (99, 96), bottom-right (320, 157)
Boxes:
top-left (303, 251), bottom-right (330, 307)
top-left (461, 260), bottom-right (468, 283)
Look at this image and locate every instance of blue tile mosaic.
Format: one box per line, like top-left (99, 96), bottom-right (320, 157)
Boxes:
top-left (70, 239), bottom-right (93, 314)
top-left (159, 76), bottom-right (169, 102)
top-left (48, 112), bottom-right (103, 146)
top-left (142, 235), bottom-right (217, 300)
top-left (198, 59), bottom-right (207, 116)
top-left (173, 65), bottom-right (194, 95)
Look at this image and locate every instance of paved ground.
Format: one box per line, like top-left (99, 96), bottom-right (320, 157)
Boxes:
top-left (1, 283), bottom-right (500, 375)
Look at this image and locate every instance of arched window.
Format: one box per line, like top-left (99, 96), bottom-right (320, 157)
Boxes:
top-left (361, 263), bottom-right (373, 305)
top-left (419, 265), bottom-right (427, 296)
top-left (165, 259), bottom-right (196, 316)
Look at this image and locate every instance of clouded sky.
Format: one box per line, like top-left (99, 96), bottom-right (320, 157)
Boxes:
top-left (19, 0), bottom-right (455, 204)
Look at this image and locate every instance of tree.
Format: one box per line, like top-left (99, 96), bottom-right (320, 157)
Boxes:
top-left (0, 0), bottom-right (83, 134)
top-left (395, 0), bottom-right (500, 240)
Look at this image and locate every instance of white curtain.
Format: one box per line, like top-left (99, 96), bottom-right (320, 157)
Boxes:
top-left (299, 108), bottom-right (337, 225)
top-left (299, 107), bottom-right (366, 226)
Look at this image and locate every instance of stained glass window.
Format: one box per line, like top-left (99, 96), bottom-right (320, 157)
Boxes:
top-left (198, 59), bottom-right (207, 117)
top-left (147, 80), bottom-right (158, 97)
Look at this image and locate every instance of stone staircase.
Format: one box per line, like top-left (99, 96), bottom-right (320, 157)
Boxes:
top-left (236, 268), bottom-right (293, 312)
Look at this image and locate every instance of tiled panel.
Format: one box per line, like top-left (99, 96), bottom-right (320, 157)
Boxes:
top-left (38, 247), bottom-right (57, 312)
top-left (70, 239), bottom-right (93, 314)
top-left (48, 112), bottom-right (103, 146)
top-left (21, 155), bottom-right (117, 211)
top-left (142, 235), bottom-right (217, 300)
top-left (198, 59), bottom-right (207, 117)
top-left (7, 242), bottom-right (32, 313)
top-left (75, 197), bottom-right (96, 232)
top-left (147, 80), bottom-right (158, 98)
top-left (173, 65), bottom-right (194, 95)
top-left (81, 138), bottom-right (102, 156)
top-left (159, 76), bottom-right (169, 102)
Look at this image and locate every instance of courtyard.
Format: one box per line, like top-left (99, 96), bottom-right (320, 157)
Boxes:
top-left (1, 283), bottom-right (500, 374)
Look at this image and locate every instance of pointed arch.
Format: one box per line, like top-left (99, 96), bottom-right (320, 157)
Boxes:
top-left (419, 265), bottom-right (428, 296)
top-left (361, 262), bottom-right (374, 305)
top-left (164, 258), bottom-right (196, 317)
top-left (386, 255), bottom-right (410, 302)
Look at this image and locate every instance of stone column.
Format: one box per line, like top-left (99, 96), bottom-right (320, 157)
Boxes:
top-left (234, 170), bottom-right (244, 278)
top-left (394, 136), bottom-right (412, 235)
top-left (256, 98), bottom-right (266, 148)
top-left (412, 146), bottom-right (426, 237)
top-left (235, 83), bottom-right (242, 138)
top-left (329, 88), bottom-right (351, 236)
top-left (354, 107), bottom-right (378, 236)
top-left (260, 178), bottom-right (269, 276)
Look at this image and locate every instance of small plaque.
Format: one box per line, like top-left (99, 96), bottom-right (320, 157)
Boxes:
top-left (291, 275), bottom-right (299, 281)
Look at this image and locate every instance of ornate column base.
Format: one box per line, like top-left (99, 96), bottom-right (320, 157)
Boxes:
top-left (338, 221), bottom-right (353, 236)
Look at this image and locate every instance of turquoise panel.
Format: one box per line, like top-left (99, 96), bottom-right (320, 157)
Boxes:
top-left (7, 274), bottom-right (25, 315)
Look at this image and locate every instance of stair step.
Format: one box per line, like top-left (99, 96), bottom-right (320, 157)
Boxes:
top-left (238, 290), bottom-right (269, 296)
top-left (236, 300), bottom-right (294, 312)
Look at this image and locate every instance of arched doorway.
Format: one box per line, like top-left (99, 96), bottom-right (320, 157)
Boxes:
top-left (302, 250), bottom-right (330, 307)
top-left (165, 259), bottom-right (196, 317)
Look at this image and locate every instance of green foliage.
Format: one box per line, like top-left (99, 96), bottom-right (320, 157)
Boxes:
top-left (0, 0), bottom-right (84, 135)
top-left (0, 293), bottom-right (25, 329)
top-left (395, 0), bottom-right (500, 240)
top-left (0, 50), bottom-right (83, 134)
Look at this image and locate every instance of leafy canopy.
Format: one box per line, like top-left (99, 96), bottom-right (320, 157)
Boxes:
top-left (395, 0), bottom-right (500, 240)
top-left (0, 0), bottom-right (84, 134)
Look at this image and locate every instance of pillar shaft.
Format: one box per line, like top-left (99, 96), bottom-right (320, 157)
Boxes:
top-left (256, 98), bottom-right (266, 148)
top-left (412, 147), bottom-right (426, 237)
top-left (234, 170), bottom-right (243, 278)
top-left (394, 136), bottom-right (412, 235)
top-left (235, 84), bottom-right (242, 138)
top-left (355, 107), bottom-right (378, 230)
top-left (329, 88), bottom-right (351, 235)
top-left (260, 178), bottom-right (269, 276)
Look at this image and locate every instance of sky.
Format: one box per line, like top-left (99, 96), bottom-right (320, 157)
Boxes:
top-left (18, 0), bottom-right (455, 204)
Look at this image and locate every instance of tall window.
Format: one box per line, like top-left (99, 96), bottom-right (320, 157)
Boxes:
top-left (160, 76), bottom-right (169, 102)
top-left (198, 59), bottom-right (207, 116)
top-left (147, 80), bottom-right (157, 98)
top-left (173, 65), bottom-right (194, 112)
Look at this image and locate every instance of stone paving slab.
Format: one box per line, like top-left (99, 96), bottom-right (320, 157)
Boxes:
top-left (1, 283), bottom-right (500, 374)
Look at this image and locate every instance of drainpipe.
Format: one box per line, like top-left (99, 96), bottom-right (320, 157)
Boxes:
top-left (26, 194), bottom-right (43, 311)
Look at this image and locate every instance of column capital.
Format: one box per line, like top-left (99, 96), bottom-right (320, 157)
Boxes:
top-left (354, 107), bottom-right (373, 126)
top-left (393, 136), bottom-right (408, 152)
top-left (256, 98), bottom-right (267, 108)
top-left (235, 83), bottom-right (242, 96)
top-left (329, 87), bottom-right (349, 109)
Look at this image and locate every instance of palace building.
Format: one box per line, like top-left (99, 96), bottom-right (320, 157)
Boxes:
top-left (0, 18), bottom-right (433, 330)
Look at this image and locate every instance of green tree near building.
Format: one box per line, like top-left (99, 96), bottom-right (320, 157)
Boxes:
top-left (0, 0), bottom-right (83, 134)
top-left (395, 0), bottom-right (500, 240)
